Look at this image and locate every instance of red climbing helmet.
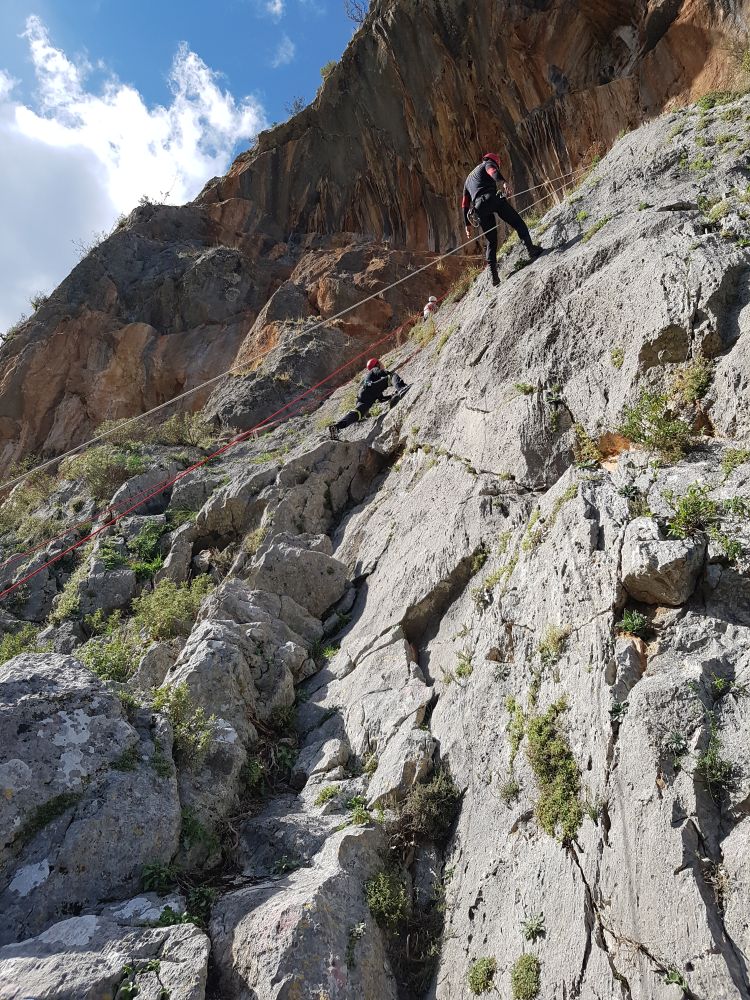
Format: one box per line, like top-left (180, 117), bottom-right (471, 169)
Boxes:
top-left (366, 358), bottom-right (380, 370)
top-left (483, 152), bottom-right (501, 168)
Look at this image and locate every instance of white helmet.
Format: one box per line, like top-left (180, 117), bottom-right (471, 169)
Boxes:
top-left (429, 296), bottom-right (437, 303)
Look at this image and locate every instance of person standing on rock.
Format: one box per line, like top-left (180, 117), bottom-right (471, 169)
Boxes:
top-left (461, 152), bottom-right (542, 287)
top-left (328, 358), bottom-right (408, 439)
top-left (423, 295), bottom-right (439, 321)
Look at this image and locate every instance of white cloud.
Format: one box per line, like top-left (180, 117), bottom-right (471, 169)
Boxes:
top-left (266, 0), bottom-right (285, 18)
top-left (271, 34), bottom-right (296, 68)
top-left (0, 17), bottom-right (267, 333)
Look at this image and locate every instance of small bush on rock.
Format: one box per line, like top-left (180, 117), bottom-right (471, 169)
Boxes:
top-left (401, 765), bottom-right (461, 842)
top-left (79, 626), bottom-right (143, 682)
top-left (152, 682), bottom-right (216, 764)
top-left (445, 265), bottom-right (483, 303)
top-left (526, 699), bottom-right (582, 842)
top-left (664, 484), bottom-right (719, 538)
top-left (0, 624), bottom-right (47, 666)
top-left (671, 353), bottom-right (714, 404)
top-left (619, 392), bottom-right (691, 461)
top-left (61, 444), bottom-right (145, 502)
top-left (154, 411), bottom-right (215, 449)
top-left (721, 448), bottom-right (750, 478)
top-left (511, 953), bottom-right (541, 1000)
top-left (467, 956), bottom-right (497, 995)
top-left (521, 913), bottom-right (546, 942)
top-left (616, 609), bottom-right (650, 639)
top-left (0, 470), bottom-right (58, 539)
top-left (132, 576), bottom-right (213, 640)
top-left (537, 624), bottom-right (571, 667)
top-left (365, 869), bottom-right (410, 931)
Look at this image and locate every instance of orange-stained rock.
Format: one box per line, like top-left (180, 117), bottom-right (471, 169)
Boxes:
top-left (0, 0), bottom-right (748, 464)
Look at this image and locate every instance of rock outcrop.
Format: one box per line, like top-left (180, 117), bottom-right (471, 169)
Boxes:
top-left (1, 0), bottom-right (748, 462)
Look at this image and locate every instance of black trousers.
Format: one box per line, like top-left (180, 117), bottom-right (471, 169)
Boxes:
top-left (335, 399), bottom-right (375, 430)
top-left (476, 194), bottom-right (532, 268)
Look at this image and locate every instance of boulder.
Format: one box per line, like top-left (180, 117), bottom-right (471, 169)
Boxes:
top-left (0, 655), bottom-right (181, 943)
top-left (621, 517), bottom-right (706, 606)
top-left (366, 725), bottom-right (436, 807)
top-left (245, 536), bottom-right (349, 618)
top-left (0, 913), bottom-right (209, 1000)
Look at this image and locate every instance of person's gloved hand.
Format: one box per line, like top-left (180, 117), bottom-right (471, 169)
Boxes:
top-left (465, 226), bottom-right (472, 240)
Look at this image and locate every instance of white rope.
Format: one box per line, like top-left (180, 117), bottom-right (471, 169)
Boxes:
top-left (1, 165), bottom-right (585, 494)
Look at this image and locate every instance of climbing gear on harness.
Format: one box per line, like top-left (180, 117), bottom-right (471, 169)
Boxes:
top-left (467, 207), bottom-right (481, 230)
top-left (366, 358), bottom-right (380, 370)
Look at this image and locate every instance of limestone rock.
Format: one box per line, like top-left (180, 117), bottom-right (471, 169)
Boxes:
top-left (366, 725), bottom-right (435, 807)
top-left (622, 516), bottom-right (706, 606)
top-left (0, 914), bottom-right (209, 1000)
top-left (0, 655), bottom-right (181, 944)
top-left (210, 828), bottom-right (398, 999)
top-left (245, 536), bottom-right (349, 618)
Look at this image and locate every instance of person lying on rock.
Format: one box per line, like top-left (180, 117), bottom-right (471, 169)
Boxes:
top-left (328, 358), bottom-right (409, 440)
top-left (461, 152), bottom-right (543, 287)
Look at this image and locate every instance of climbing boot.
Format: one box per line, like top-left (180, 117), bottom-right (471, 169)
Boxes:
top-left (527, 244), bottom-right (543, 260)
top-left (489, 263), bottom-right (500, 287)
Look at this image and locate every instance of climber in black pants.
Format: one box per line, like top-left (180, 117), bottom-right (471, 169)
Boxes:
top-left (329, 358), bottom-right (408, 439)
top-left (461, 153), bottom-right (542, 287)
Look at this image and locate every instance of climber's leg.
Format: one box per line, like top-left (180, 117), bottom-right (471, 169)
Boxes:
top-left (494, 196), bottom-right (542, 259)
top-left (478, 207), bottom-right (501, 286)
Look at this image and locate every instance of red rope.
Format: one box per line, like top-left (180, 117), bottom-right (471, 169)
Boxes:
top-left (0, 324), bottom-right (402, 603)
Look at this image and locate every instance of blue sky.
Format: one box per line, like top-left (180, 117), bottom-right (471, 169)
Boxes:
top-left (0, 0), bottom-right (358, 331)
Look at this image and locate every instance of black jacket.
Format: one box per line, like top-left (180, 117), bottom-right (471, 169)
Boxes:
top-left (357, 367), bottom-right (405, 409)
top-left (461, 160), bottom-right (506, 225)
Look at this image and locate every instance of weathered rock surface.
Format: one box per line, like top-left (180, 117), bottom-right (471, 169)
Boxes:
top-left (0, 655), bottom-right (181, 945)
top-left (0, 911), bottom-right (210, 1000)
top-left (6, 61), bottom-right (750, 1000)
top-left (622, 515), bottom-right (706, 605)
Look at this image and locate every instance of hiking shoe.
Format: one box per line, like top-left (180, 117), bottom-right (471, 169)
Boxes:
top-left (528, 244), bottom-right (543, 260)
top-left (328, 425), bottom-right (339, 441)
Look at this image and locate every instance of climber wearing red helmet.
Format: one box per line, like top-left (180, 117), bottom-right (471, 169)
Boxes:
top-left (329, 358), bottom-right (409, 439)
top-left (461, 152), bottom-right (542, 287)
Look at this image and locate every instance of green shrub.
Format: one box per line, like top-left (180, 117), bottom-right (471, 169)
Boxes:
top-left (364, 869), bottom-right (410, 931)
top-left (521, 913), bottom-right (546, 942)
top-left (526, 699), bottom-right (582, 842)
top-left (721, 448), bottom-right (750, 478)
top-left (511, 953), bottom-right (541, 1000)
top-left (154, 411), bottom-right (215, 448)
top-left (142, 861), bottom-right (179, 894)
top-left (50, 555), bottom-right (92, 624)
top-left (445, 265), bottom-right (483, 304)
top-left (664, 968), bottom-right (689, 989)
top-left (499, 776), bottom-right (521, 804)
top-left (78, 626), bottom-right (142, 682)
top-left (537, 624), bottom-right (571, 667)
top-left (619, 391), bottom-right (691, 461)
top-left (0, 624), bottom-right (47, 666)
top-left (411, 317), bottom-right (437, 347)
top-left (60, 445), bottom-right (145, 501)
top-left (402, 765), bottom-right (461, 842)
top-left (581, 215), bottom-right (613, 242)
top-left (696, 712), bottom-right (733, 799)
top-left (671, 353), bottom-right (714, 404)
top-left (615, 609), bottom-right (649, 639)
top-left (575, 209), bottom-right (590, 223)
top-left (132, 576), bottom-right (213, 640)
top-left (152, 682), bottom-right (216, 764)
top-left (455, 650), bottom-right (473, 679)
top-left (314, 785), bottom-right (339, 806)
top-left (697, 91), bottom-right (737, 111)
top-left (515, 382), bottom-right (536, 395)
top-left (610, 347), bottom-right (625, 368)
top-left (664, 484), bottom-right (719, 538)
top-left (111, 745), bottom-right (140, 771)
top-left (320, 59), bottom-right (336, 80)
top-left (689, 153), bottom-right (713, 172)
top-left (242, 755), bottom-right (267, 793)
top-left (572, 424), bottom-right (602, 468)
top-left (468, 956), bottom-right (497, 995)
top-left (347, 795), bottom-right (371, 825)
top-left (0, 470), bottom-right (58, 539)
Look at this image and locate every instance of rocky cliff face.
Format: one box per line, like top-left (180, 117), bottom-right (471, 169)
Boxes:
top-left (1, 0), bottom-right (747, 466)
top-left (3, 86), bottom-right (750, 999)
